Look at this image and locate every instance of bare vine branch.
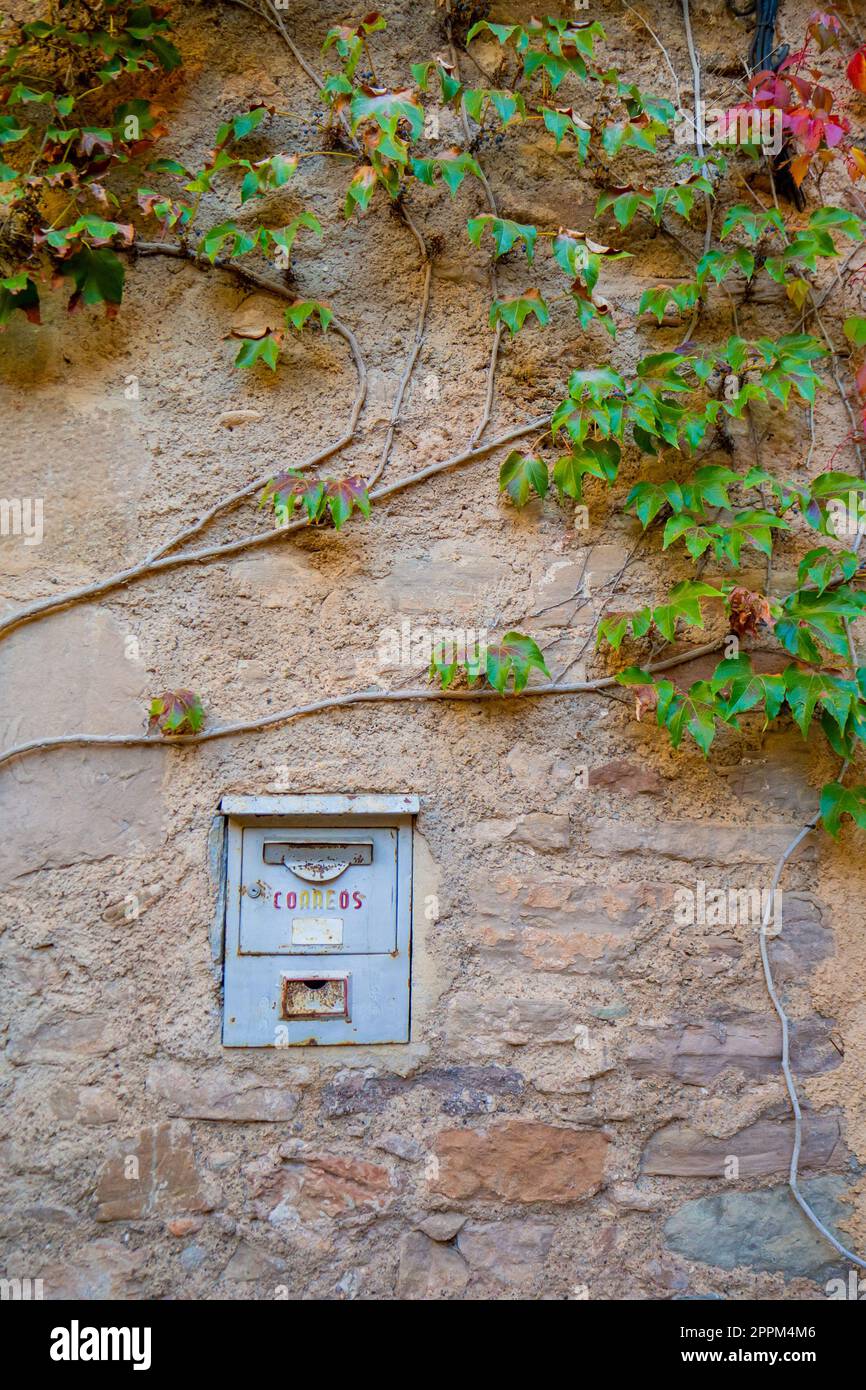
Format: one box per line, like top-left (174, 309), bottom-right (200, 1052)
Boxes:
top-left (226, 0), bottom-right (434, 490)
top-left (0, 416), bottom-right (551, 642)
top-left (445, 0), bottom-right (503, 446)
top-left (0, 638), bottom-right (725, 771)
top-left (130, 240), bottom-right (367, 561)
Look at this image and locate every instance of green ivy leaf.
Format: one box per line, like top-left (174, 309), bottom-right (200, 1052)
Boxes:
top-left (696, 247), bottom-right (755, 287)
top-left (344, 164), bottom-right (378, 217)
top-left (784, 667), bottom-right (837, 737)
top-left (720, 204), bottom-right (785, 241)
top-left (0, 114), bottom-right (30, 145)
top-left (234, 334), bottom-right (281, 370)
top-left (554, 439), bottom-right (620, 499)
top-left (468, 215), bottom-right (536, 262)
top-left (638, 282), bottom-right (699, 324)
top-left (524, 49), bottom-right (587, 91)
top-left (597, 185), bottom-right (644, 226)
top-left (489, 289), bottom-right (549, 335)
top-left (499, 452), bottom-right (549, 506)
top-left (61, 247), bottom-right (125, 313)
top-left (200, 220), bottom-right (259, 261)
top-left (797, 547), bottom-right (860, 594)
top-left (774, 586), bottom-right (866, 663)
top-left (541, 106), bottom-right (591, 156)
top-left (599, 581), bottom-right (723, 649)
top-left (485, 631), bottom-right (550, 693)
top-left (843, 316), bottom-right (866, 348)
top-left (466, 21), bottom-right (527, 48)
top-left (284, 300), bottom-right (332, 332)
top-left (488, 90), bottom-right (527, 127)
top-left (323, 476), bottom-right (371, 529)
top-left (809, 206), bottom-right (864, 240)
top-left (350, 85), bottom-right (423, 141)
top-left (267, 211), bottom-right (323, 259)
top-left (410, 149), bottom-right (482, 195)
top-left (663, 509), bottom-right (788, 565)
top-left (411, 58), bottom-right (462, 105)
top-left (820, 783), bottom-right (866, 837)
top-left (215, 105), bottom-right (269, 148)
top-left (0, 272), bottom-right (40, 325)
top-left (261, 471), bottom-right (326, 525)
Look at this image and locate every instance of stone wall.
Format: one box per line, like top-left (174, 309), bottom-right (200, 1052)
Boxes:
top-left (1, 0), bottom-right (865, 1301)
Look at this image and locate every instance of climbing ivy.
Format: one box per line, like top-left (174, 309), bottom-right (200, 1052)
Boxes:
top-left (3, 4), bottom-right (866, 838)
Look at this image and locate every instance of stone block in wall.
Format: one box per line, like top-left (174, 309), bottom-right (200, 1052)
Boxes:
top-left (588, 820), bottom-right (817, 864)
top-left (416, 1066), bottom-right (524, 1117)
top-left (664, 1176), bottom-right (853, 1278)
top-left (94, 1121), bottom-right (219, 1222)
top-left (627, 1015), bottom-right (841, 1085)
top-left (319, 1064), bottom-right (524, 1118)
top-left (472, 873), bottom-right (672, 976)
top-left (374, 1134), bottom-right (424, 1161)
top-left (767, 894), bottom-right (834, 985)
top-left (396, 1232), bottom-right (469, 1299)
top-left (641, 1114), bottom-right (847, 1178)
top-left (456, 1219), bottom-right (556, 1287)
top-left (48, 1084), bottom-right (118, 1125)
top-left (318, 1068), bottom-right (402, 1117)
top-left (473, 813), bottom-right (571, 851)
top-left (588, 760), bottom-right (664, 795)
top-left (528, 548), bottom-right (631, 626)
top-left (505, 741), bottom-right (576, 795)
top-left (431, 1120), bottom-right (608, 1203)
top-left (146, 1061), bottom-right (301, 1122)
top-left (248, 1146), bottom-right (395, 1223)
top-left (222, 1242), bottom-right (288, 1284)
top-left (34, 1239), bottom-right (146, 1300)
top-left (7, 1010), bottom-right (115, 1065)
top-left (445, 990), bottom-right (579, 1052)
top-left (715, 733), bottom-right (815, 816)
top-left (376, 545), bottom-right (510, 619)
top-left (415, 1211), bottom-right (467, 1241)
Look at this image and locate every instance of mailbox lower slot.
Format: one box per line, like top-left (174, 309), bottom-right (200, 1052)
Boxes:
top-left (280, 974), bottom-right (349, 1021)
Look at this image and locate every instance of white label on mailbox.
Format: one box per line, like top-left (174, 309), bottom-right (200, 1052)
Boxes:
top-left (291, 915), bottom-right (343, 946)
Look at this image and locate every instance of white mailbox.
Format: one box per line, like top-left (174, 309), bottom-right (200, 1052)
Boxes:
top-left (220, 795), bottom-right (417, 1046)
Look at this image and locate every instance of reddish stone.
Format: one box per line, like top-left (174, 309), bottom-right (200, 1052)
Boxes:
top-left (432, 1120), bottom-right (607, 1203)
top-left (94, 1122), bottom-right (218, 1222)
top-left (589, 760), bottom-right (663, 794)
top-left (249, 1148), bottom-right (394, 1221)
top-left (166, 1216), bottom-right (205, 1237)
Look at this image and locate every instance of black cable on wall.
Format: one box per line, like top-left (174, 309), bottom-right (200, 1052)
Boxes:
top-left (728, 0), bottom-right (806, 208)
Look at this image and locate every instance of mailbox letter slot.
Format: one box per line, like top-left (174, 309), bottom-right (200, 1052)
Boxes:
top-left (263, 841), bottom-right (372, 882)
top-left (281, 973), bottom-right (349, 1021)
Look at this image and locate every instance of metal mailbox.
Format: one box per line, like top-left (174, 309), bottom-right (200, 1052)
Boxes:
top-left (220, 795), bottom-right (417, 1046)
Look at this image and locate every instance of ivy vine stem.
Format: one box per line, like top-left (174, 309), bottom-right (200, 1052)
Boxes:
top-left (0, 415), bottom-right (552, 643)
top-left (0, 637), bottom-right (728, 771)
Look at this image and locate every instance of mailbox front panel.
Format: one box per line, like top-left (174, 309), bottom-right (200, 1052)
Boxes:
top-left (222, 812), bottom-right (412, 1047)
top-left (238, 826), bottom-right (398, 955)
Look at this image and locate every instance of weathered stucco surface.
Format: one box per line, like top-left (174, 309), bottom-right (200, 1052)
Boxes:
top-left (1, 0), bottom-right (866, 1300)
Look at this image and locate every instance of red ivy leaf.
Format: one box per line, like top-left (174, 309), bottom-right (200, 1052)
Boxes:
top-left (323, 475), bottom-right (371, 529)
top-left (261, 470), bottom-right (325, 525)
top-left (727, 586), bottom-right (773, 638)
top-left (634, 685), bottom-right (659, 721)
top-left (807, 11), bottom-right (842, 51)
top-left (848, 45), bottom-right (866, 94)
top-left (148, 689), bottom-right (205, 736)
